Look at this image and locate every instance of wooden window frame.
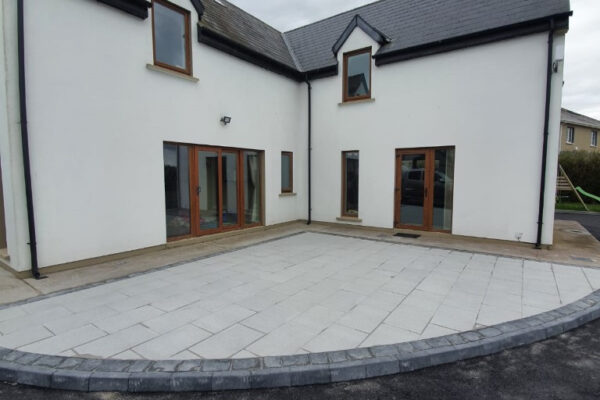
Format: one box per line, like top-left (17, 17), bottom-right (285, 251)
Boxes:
top-left (566, 126), bottom-right (575, 144)
top-left (591, 131), bottom-right (598, 147)
top-left (342, 47), bottom-right (372, 103)
top-left (394, 146), bottom-right (456, 233)
top-left (281, 152), bottom-right (293, 193)
top-left (341, 151), bottom-right (360, 218)
top-left (152, 0), bottom-right (193, 76)
top-left (164, 143), bottom-right (264, 242)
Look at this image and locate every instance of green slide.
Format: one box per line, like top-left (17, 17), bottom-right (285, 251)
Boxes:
top-left (576, 187), bottom-right (600, 203)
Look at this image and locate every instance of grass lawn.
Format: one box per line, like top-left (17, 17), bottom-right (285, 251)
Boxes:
top-left (556, 201), bottom-right (600, 213)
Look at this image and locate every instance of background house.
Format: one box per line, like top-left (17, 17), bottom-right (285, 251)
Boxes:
top-left (0, 0), bottom-right (570, 276)
top-left (560, 108), bottom-right (600, 152)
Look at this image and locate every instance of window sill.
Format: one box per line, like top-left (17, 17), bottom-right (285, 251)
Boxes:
top-left (146, 64), bottom-right (199, 83)
top-left (337, 216), bottom-right (362, 223)
top-left (339, 98), bottom-right (375, 106)
top-left (279, 192), bottom-right (297, 197)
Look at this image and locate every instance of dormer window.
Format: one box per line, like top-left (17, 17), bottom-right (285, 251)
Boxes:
top-left (152, 0), bottom-right (192, 75)
top-left (343, 47), bottom-right (372, 102)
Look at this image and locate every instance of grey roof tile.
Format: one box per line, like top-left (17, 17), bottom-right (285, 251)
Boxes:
top-left (199, 0), bottom-right (297, 69)
top-left (562, 108), bottom-right (600, 130)
top-left (198, 0), bottom-right (571, 74)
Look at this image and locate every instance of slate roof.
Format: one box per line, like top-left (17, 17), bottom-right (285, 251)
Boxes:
top-left (197, 0), bottom-right (298, 70)
top-left (562, 108), bottom-right (600, 130)
top-left (197, 0), bottom-right (571, 75)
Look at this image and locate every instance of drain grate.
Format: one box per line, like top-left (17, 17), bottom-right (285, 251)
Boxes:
top-left (394, 233), bottom-right (421, 239)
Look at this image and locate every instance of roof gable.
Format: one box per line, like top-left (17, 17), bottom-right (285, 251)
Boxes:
top-left (332, 15), bottom-right (390, 55)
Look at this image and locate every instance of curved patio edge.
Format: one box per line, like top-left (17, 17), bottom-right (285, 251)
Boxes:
top-left (1, 290), bottom-right (600, 393)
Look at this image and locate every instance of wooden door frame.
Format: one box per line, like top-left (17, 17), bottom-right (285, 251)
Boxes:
top-left (394, 146), bottom-right (454, 233)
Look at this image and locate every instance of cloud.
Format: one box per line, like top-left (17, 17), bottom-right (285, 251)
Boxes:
top-left (228, 0), bottom-right (376, 31)
top-left (229, 0), bottom-right (600, 120)
top-left (563, 0), bottom-right (600, 119)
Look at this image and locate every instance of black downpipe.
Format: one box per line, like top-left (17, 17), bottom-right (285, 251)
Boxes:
top-left (306, 78), bottom-right (312, 225)
top-left (17, 0), bottom-right (42, 279)
top-left (535, 19), bottom-right (555, 249)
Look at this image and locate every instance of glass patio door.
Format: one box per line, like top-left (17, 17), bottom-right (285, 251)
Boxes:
top-left (395, 147), bottom-right (455, 232)
top-left (197, 149), bottom-right (220, 231)
top-left (221, 151), bottom-right (239, 228)
top-left (396, 151), bottom-right (427, 227)
top-left (164, 143), bottom-right (262, 240)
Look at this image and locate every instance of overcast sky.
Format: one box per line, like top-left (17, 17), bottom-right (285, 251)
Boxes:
top-left (229, 0), bottom-right (600, 120)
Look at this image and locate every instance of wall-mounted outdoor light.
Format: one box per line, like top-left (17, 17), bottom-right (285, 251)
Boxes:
top-left (220, 116), bottom-right (232, 125)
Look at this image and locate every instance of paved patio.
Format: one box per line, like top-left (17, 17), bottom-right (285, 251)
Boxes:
top-left (0, 232), bottom-right (598, 361)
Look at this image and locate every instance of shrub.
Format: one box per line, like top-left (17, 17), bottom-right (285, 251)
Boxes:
top-left (559, 151), bottom-right (600, 202)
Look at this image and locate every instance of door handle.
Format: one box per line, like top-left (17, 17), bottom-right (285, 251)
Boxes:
top-left (196, 186), bottom-right (201, 195)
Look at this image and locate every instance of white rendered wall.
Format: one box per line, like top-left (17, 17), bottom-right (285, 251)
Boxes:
top-left (0, 0), bottom-right (32, 272)
top-left (3, 0), bottom-right (564, 272)
top-left (310, 28), bottom-right (563, 245)
top-left (19, 0), bottom-right (308, 271)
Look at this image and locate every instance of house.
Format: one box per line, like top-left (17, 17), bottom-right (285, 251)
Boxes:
top-left (0, 0), bottom-right (571, 277)
top-left (560, 108), bottom-right (600, 152)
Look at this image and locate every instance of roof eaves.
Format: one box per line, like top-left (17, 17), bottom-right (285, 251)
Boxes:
top-left (197, 24), bottom-right (303, 81)
top-left (96, 0), bottom-right (151, 19)
top-left (562, 109), bottom-right (600, 129)
top-left (374, 11), bottom-right (572, 66)
top-left (189, 0), bottom-right (205, 18)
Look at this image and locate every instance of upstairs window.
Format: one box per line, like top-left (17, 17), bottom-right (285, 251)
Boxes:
top-left (343, 47), bottom-right (372, 102)
top-left (281, 152), bottom-right (293, 193)
top-left (592, 131), bottom-right (598, 147)
top-left (152, 0), bottom-right (192, 75)
top-left (566, 127), bottom-right (575, 144)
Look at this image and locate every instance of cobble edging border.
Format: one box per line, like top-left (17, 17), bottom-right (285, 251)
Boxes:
top-left (1, 291), bottom-right (600, 392)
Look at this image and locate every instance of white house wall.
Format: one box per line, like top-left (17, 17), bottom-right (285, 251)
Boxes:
top-left (310, 28), bottom-right (562, 245)
top-left (1, 0), bottom-right (564, 272)
top-left (18, 0), bottom-right (308, 271)
top-left (0, 0), bottom-right (32, 272)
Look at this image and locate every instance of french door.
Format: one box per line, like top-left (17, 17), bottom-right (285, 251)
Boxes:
top-left (164, 143), bottom-right (262, 241)
top-left (394, 147), bottom-right (455, 232)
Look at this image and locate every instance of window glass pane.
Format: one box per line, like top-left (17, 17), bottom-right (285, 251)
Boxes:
top-left (198, 151), bottom-right (219, 230)
top-left (164, 144), bottom-right (190, 237)
top-left (433, 149), bottom-right (455, 231)
top-left (400, 154), bottom-right (426, 226)
top-left (222, 152), bottom-right (239, 227)
top-left (281, 153), bottom-right (291, 192)
top-left (343, 152), bottom-right (359, 215)
top-left (567, 128), bottom-right (574, 143)
top-left (244, 151), bottom-right (261, 225)
top-left (154, 2), bottom-right (187, 70)
top-left (346, 52), bottom-right (370, 98)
